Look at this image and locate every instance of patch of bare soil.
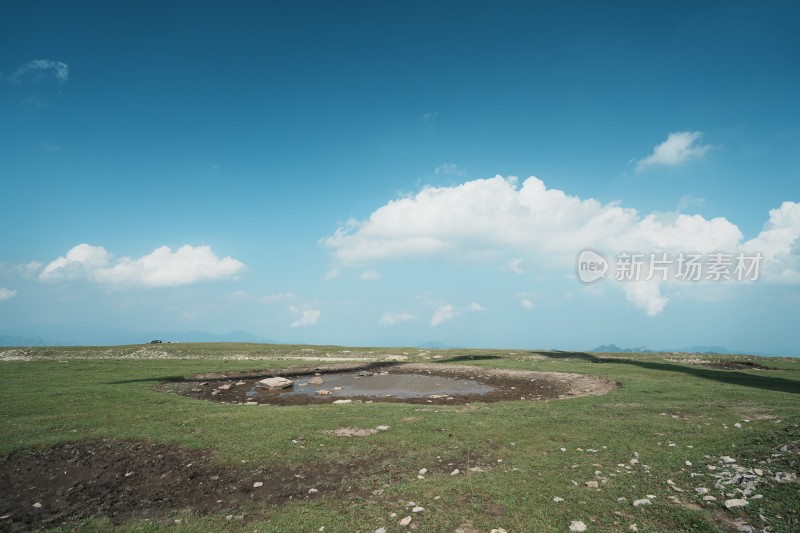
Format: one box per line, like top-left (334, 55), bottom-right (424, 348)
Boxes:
top-left (164, 362), bottom-right (617, 406)
top-left (0, 439), bottom-right (371, 532)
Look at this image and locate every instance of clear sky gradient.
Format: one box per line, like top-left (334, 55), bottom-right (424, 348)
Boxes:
top-left (1, 1), bottom-right (799, 354)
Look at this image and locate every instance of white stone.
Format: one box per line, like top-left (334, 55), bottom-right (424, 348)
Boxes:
top-left (450, 468), bottom-right (460, 476)
top-left (553, 497), bottom-right (564, 502)
top-left (256, 377), bottom-right (294, 389)
top-left (399, 516), bottom-right (412, 526)
top-left (569, 520), bottom-right (587, 532)
top-left (32, 502), bottom-right (42, 509)
top-left (725, 499), bottom-right (748, 509)
top-left (412, 506), bottom-right (424, 513)
top-left (375, 529), bottom-right (386, 533)
top-left (308, 488), bottom-right (319, 494)
top-left (376, 425), bottom-right (391, 431)
top-left (332, 399), bottom-right (352, 404)
top-left (253, 482), bottom-right (263, 488)
top-left (633, 499), bottom-right (651, 507)
top-left (703, 495), bottom-right (717, 502)
top-left (419, 468), bottom-right (428, 475)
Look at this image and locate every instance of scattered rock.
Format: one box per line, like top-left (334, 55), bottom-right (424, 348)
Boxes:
top-left (725, 499), bottom-right (748, 509)
top-left (720, 456), bottom-right (737, 464)
top-left (399, 515), bottom-right (412, 526)
top-left (553, 497), bottom-right (564, 502)
top-left (253, 482), bottom-right (263, 488)
top-left (375, 528), bottom-right (386, 533)
top-left (376, 425), bottom-right (391, 431)
top-left (569, 520), bottom-right (587, 532)
top-left (450, 469), bottom-right (460, 476)
top-left (308, 488), bottom-right (319, 495)
top-left (633, 499), bottom-right (651, 507)
top-left (317, 390), bottom-right (332, 396)
top-left (412, 506), bottom-right (424, 513)
top-left (332, 399), bottom-right (352, 404)
top-left (32, 503), bottom-right (42, 509)
top-left (309, 376), bottom-right (324, 385)
top-left (584, 480), bottom-right (599, 489)
top-left (419, 468), bottom-right (428, 476)
top-left (703, 495), bottom-right (717, 502)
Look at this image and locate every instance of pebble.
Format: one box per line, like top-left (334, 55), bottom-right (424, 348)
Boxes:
top-left (633, 499), bottom-right (651, 507)
top-left (32, 503), bottom-right (42, 509)
top-left (553, 497), bottom-right (564, 502)
top-left (584, 480), bottom-right (599, 489)
top-left (376, 425), bottom-right (391, 431)
top-left (450, 469), bottom-right (460, 476)
top-left (629, 525), bottom-right (638, 532)
top-left (375, 529), bottom-right (386, 533)
top-left (309, 488), bottom-right (319, 495)
top-left (419, 468), bottom-right (428, 475)
top-left (703, 495), bottom-right (717, 502)
top-left (412, 506), bottom-right (424, 513)
top-left (253, 482), bottom-right (263, 488)
top-left (491, 529), bottom-right (508, 533)
top-left (569, 520), bottom-right (588, 532)
top-left (399, 516), bottom-right (412, 526)
top-left (332, 399), bottom-right (352, 404)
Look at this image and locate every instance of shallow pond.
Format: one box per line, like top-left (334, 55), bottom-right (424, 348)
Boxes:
top-left (246, 371), bottom-right (495, 399)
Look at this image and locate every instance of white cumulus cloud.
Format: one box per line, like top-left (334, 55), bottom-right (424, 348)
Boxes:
top-left (38, 244), bottom-right (245, 287)
top-left (467, 302), bottom-right (486, 312)
top-left (322, 175), bottom-right (741, 265)
top-left (635, 131), bottom-right (712, 171)
top-left (0, 287), bottom-right (17, 301)
top-left (621, 281), bottom-right (669, 316)
top-left (379, 311), bottom-right (415, 326)
top-left (740, 201), bottom-right (800, 283)
top-left (290, 306), bottom-right (321, 327)
top-left (430, 304), bottom-right (456, 326)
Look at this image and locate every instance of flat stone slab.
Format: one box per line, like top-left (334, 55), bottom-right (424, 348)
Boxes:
top-left (256, 377), bottom-right (294, 389)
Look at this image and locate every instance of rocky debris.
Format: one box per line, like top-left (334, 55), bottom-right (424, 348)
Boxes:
top-left (399, 515), bottom-right (412, 526)
top-left (317, 389), bottom-right (332, 396)
top-left (375, 528), bottom-right (386, 533)
top-left (308, 488), bottom-right (319, 495)
top-left (358, 371), bottom-right (374, 377)
top-left (412, 506), bottom-right (424, 513)
top-left (253, 482), bottom-right (263, 488)
top-left (376, 425), bottom-right (391, 431)
top-left (450, 468), bottom-right (460, 476)
top-left (569, 520), bottom-right (587, 531)
top-left (217, 384), bottom-right (232, 390)
top-left (308, 376), bottom-right (324, 385)
top-left (633, 499), bottom-right (651, 507)
top-left (490, 529), bottom-right (508, 533)
top-left (256, 377), bottom-right (294, 389)
top-left (584, 480), bottom-right (599, 489)
top-left (332, 399), bottom-right (352, 404)
top-left (553, 497), bottom-right (564, 502)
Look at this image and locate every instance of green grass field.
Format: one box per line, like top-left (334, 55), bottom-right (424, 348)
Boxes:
top-left (1, 344), bottom-right (798, 532)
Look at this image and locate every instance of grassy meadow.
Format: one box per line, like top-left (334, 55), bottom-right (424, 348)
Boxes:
top-left (1, 343), bottom-right (798, 532)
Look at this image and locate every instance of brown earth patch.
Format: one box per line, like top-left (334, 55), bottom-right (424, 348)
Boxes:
top-left (164, 362), bottom-right (617, 406)
top-left (0, 439), bottom-right (375, 532)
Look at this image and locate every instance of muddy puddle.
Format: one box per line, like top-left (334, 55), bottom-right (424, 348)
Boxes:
top-left (248, 371), bottom-right (495, 400)
top-left (165, 363), bottom-right (618, 406)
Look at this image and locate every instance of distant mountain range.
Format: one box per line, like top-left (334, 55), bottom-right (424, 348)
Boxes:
top-left (591, 344), bottom-right (749, 355)
top-left (0, 324), bottom-right (272, 347)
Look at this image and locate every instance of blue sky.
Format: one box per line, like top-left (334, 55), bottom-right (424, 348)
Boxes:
top-left (1, 1), bottom-right (799, 354)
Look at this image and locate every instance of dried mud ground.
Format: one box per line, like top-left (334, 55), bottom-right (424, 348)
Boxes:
top-left (164, 363), bottom-right (619, 406)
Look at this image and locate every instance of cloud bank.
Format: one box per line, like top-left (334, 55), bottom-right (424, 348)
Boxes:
top-left (323, 175), bottom-right (800, 316)
top-left (38, 244), bottom-right (246, 287)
